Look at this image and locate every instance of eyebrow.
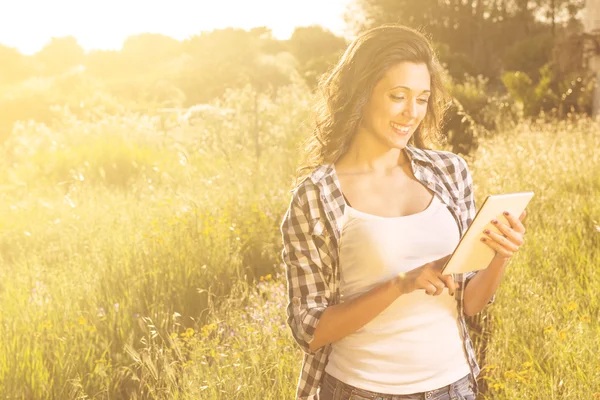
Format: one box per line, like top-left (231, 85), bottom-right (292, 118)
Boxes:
top-left (390, 85), bottom-right (431, 94)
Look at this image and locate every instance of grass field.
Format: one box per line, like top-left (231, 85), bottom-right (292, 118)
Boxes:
top-left (1, 87), bottom-right (599, 399)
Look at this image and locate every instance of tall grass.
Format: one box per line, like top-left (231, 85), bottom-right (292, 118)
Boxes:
top-left (469, 117), bottom-right (600, 398)
top-left (0, 82), bottom-right (311, 399)
top-left (181, 117), bottom-right (600, 399)
top-left (0, 78), bottom-right (598, 399)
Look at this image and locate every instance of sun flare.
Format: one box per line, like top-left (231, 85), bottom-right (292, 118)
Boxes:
top-left (0, 0), bottom-right (350, 54)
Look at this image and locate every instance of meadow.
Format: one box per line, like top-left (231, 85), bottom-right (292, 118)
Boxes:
top-left (1, 79), bottom-right (599, 399)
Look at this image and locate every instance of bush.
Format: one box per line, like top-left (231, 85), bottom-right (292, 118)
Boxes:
top-left (503, 63), bottom-right (595, 118)
top-left (444, 74), bottom-right (522, 155)
top-left (503, 31), bottom-right (554, 81)
top-left (2, 107), bottom-right (176, 188)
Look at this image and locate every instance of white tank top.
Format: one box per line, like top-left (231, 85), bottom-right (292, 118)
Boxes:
top-left (324, 194), bottom-right (471, 394)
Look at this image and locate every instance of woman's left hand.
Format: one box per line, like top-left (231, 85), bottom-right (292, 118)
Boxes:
top-left (481, 210), bottom-right (527, 260)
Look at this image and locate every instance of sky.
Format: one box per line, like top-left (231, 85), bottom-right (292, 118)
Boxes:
top-left (0, 0), bottom-right (353, 55)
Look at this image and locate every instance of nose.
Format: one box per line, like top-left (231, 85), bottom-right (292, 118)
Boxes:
top-left (402, 99), bottom-right (418, 119)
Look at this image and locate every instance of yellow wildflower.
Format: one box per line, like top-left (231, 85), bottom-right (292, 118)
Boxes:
top-left (558, 330), bottom-right (567, 340)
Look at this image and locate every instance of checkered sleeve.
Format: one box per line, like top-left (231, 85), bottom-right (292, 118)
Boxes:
top-left (280, 183), bottom-right (332, 354)
top-left (455, 155), bottom-right (495, 305)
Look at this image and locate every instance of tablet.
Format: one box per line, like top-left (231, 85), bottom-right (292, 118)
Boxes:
top-left (441, 191), bottom-right (534, 275)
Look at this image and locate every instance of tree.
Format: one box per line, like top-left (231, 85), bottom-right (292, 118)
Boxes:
top-left (287, 26), bottom-right (347, 87)
top-left (0, 45), bottom-right (33, 85)
top-left (178, 28), bottom-right (291, 105)
top-left (288, 26), bottom-right (347, 66)
top-left (346, 0), bottom-right (574, 80)
top-left (84, 49), bottom-right (125, 79)
top-left (34, 36), bottom-right (84, 76)
top-left (120, 33), bottom-right (183, 75)
top-left (583, 0), bottom-right (600, 115)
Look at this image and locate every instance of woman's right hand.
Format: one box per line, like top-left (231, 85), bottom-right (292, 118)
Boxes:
top-left (394, 255), bottom-right (458, 296)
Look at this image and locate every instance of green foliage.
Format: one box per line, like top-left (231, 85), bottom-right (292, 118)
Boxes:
top-left (34, 36), bottom-right (85, 76)
top-left (350, 0), bottom-right (587, 90)
top-left (1, 20), bottom-right (594, 133)
top-left (0, 72), bottom-right (126, 144)
top-left (176, 28), bottom-right (292, 105)
top-left (444, 74), bottom-right (521, 155)
top-left (502, 63), bottom-right (595, 118)
top-left (503, 32), bottom-right (555, 81)
top-left (1, 28), bottom-right (301, 118)
top-left (120, 34), bottom-right (183, 75)
top-left (287, 26), bottom-right (347, 87)
top-left (436, 42), bottom-right (478, 81)
top-left (288, 26), bottom-right (347, 66)
top-left (557, 72), bottom-right (597, 116)
top-left (0, 44), bottom-right (34, 85)
top-left (450, 75), bottom-right (493, 128)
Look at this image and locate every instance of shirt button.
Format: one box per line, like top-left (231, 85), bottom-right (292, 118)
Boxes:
top-left (292, 297), bottom-right (300, 306)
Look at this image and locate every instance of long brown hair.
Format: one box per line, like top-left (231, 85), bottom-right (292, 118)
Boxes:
top-left (294, 24), bottom-right (450, 187)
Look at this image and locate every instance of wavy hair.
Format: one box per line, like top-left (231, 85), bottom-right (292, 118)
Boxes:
top-left (294, 24), bottom-right (451, 187)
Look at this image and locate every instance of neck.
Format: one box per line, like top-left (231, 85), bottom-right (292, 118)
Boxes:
top-left (338, 131), bottom-right (410, 176)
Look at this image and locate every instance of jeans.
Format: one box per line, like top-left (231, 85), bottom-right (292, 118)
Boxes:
top-left (319, 372), bottom-right (477, 400)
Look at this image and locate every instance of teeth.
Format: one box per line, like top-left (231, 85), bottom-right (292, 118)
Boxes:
top-left (391, 122), bottom-right (411, 132)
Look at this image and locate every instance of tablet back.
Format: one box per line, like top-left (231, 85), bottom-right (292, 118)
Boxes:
top-left (442, 191), bottom-right (534, 275)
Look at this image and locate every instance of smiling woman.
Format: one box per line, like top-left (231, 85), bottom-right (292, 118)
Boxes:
top-left (295, 25), bottom-right (450, 185)
top-left (281, 24), bottom-right (529, 400)
top-left (360, 62), bottom-right (432, 144)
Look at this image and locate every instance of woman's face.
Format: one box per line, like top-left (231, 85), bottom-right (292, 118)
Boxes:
top-left (359, 62), bottom-right (431, 149)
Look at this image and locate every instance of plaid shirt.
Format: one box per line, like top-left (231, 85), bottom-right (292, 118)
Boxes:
top-left (280, 145), bottom-right (492, 400)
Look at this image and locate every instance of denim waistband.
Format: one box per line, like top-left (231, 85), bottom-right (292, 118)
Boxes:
top-left (322, 372), bottom-right (476, 400)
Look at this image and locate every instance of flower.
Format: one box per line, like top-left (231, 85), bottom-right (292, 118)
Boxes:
top-left (580, 315), bottom-right (591, 323)
top-left (558, 330), bottom-right (567, 340)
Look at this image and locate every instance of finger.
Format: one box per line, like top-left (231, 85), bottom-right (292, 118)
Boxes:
top-left (440, 274), bottom-right (456, 296)
top-left (519, 210), bottom-right (527, 222)
top-left (424, 283), bottom-right (437, 295)
top-left (481, 236), bottom-right (514, 258)
top-left (429, 279), bottom-right (445, 296)
top-left (427, 256), bottom-right (448, 273)
top-left (502, 211), bottom-right (526, 234)
top-left (484, 229), bottom-right (521, 252)
top-left (488, 221), bottom-right (524, 246)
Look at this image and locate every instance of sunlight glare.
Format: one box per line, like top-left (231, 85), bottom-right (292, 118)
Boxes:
top-left (0, 0), bottom-right (350, 54)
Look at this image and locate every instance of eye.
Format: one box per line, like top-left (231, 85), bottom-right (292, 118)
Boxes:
top-left (390, 94), bottom-right (405, 101)
top-left (418, 98), bottom-right (429, 104)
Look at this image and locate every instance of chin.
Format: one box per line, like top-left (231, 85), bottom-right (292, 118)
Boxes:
top-left (388, 135), bottom-right (412, 148)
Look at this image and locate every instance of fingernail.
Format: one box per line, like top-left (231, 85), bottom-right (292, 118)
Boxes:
top-left (503, 211), bottom-right (509, 216)
top-left (492, 220), bottom-right (498, 224)
top-left (484, 229), bottom-right (490, 234)
top-left (480, 237), bottom-right (486, 242)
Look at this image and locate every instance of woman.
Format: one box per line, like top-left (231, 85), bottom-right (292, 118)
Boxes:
top-left (280, 25), bottom-right (527, 400)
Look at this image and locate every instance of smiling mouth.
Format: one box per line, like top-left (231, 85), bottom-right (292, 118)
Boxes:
top-left (390, 121), bottom-right (412, 134)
